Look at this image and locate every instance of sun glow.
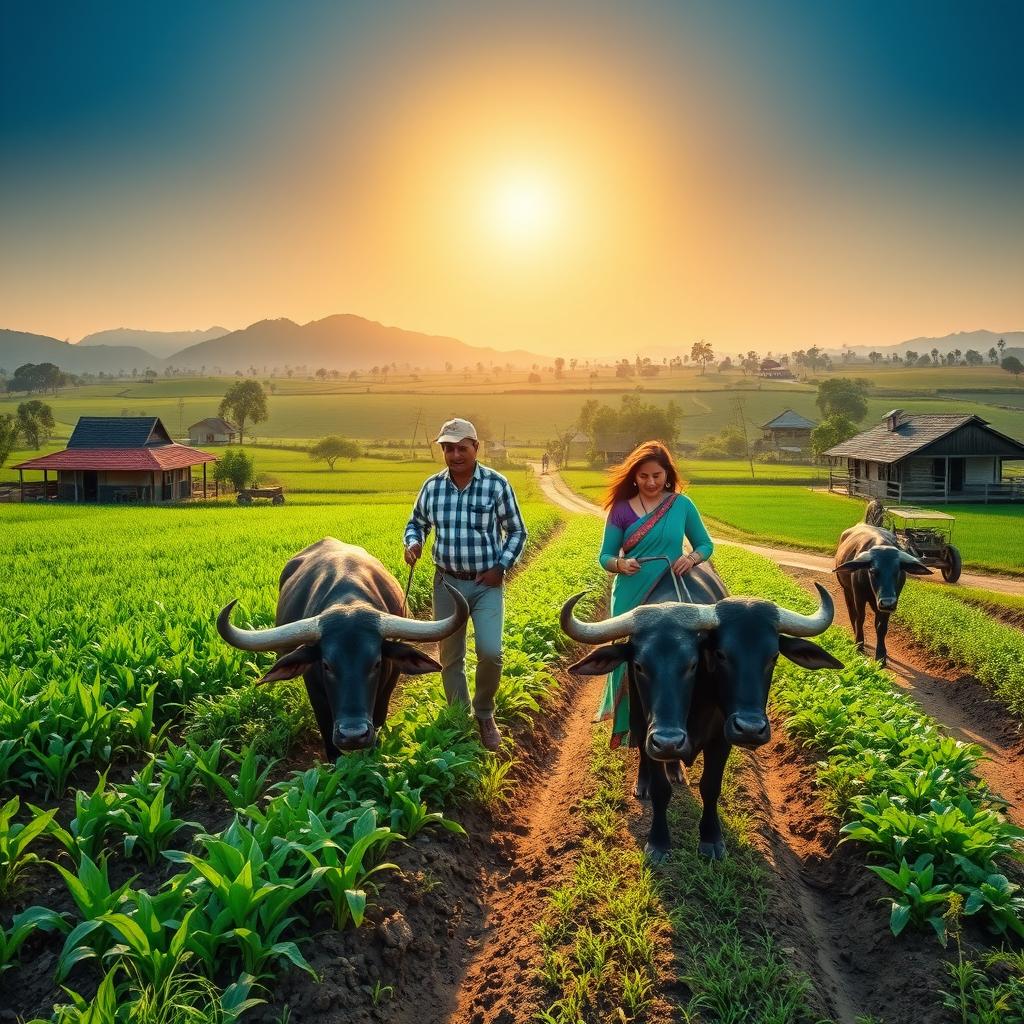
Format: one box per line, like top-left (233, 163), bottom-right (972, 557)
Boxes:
top-left (488, 171), bottom-right (561, 244)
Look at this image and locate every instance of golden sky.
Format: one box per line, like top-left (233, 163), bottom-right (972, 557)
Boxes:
top-left (2, 3), bottom-right (1022, 356)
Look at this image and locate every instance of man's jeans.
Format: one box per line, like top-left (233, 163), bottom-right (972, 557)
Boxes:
top-left (432, 571), bottom-right (504, 719)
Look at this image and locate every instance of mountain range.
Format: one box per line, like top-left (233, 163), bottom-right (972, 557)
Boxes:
top-left (77, 326), bottom-right (230, 360)
top-left (1, 318), bottom-right (1021, 377)
top-left (829, 330), bottom-right (1024, 360)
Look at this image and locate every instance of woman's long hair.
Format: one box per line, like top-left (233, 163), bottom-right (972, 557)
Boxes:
top-left (601, 440), bottom-right (685, 510)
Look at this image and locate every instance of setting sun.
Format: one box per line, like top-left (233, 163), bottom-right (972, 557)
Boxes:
top-left (488, 171), bottom-right (560, 244)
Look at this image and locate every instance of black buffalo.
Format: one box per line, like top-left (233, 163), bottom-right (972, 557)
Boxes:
top-left (217, 538), bottom-right (468, 759)
top-left (561, 565), bottom-right (842, 861)
top-left (834, 523), bottom-right (931, 667)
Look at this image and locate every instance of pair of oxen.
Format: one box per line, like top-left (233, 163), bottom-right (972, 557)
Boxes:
top-left (218, 526), bottom-right (925, 861)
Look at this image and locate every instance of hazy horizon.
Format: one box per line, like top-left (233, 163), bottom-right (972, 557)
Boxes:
top-left (3, 1), bottom-right (1022, 356)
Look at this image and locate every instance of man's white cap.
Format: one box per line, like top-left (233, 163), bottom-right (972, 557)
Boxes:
top-left (436, 417), bottom-right (478, 443)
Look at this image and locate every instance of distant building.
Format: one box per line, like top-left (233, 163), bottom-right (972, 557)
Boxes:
top-left (825, 410), bottom-right (1024, 503)
top-left (760, 409), bottom-right (817, 458)
top-left (593, 432), bottom-right (637, 465)
top-left (188, 417), bottom-right (239, 446)
top-left (759, 359), bottom-right (794, 380)
top-left (13, 417), bottom-right (217, 503)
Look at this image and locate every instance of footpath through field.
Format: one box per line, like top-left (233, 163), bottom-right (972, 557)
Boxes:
top-left (529, 464), bottom-right (1024, 596)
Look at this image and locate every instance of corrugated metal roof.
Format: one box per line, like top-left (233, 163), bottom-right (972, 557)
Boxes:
top-left (760, 409), bottom-right (816, 430)
top-left (14, 445), bottom-right (217, 471)
top-left (67, 417), bottom-right (173, 448)
top-left (823, 413), bottom-right (1024, 463)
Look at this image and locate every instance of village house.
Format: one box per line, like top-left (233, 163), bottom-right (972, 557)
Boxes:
top-left (758, 359), bottom-right (794, 380)
top-left (825, 410), bottom-right (1024, 503)
top-left (13, 417), bottom-right (218, 504)
top-left (759, 409), bottom-right (817, 459)
top-left (188, 417), bottom-right (239, 446)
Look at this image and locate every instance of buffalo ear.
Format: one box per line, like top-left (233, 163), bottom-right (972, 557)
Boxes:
top-left (778, 635), bottom-right (844, 671)
top-left (834, 559), bottom-right (870, 573)
top-left (258, 644), bottom-right (318, 684)
top-left (902, 562), bottom-right (934, 576)
top-left (568, 642), bottom-right (632, 676)
top-left (382, 640), bottom-right (442, 676)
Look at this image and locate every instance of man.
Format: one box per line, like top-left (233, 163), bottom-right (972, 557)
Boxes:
top-left (404, 418), bottom-right (528, 751)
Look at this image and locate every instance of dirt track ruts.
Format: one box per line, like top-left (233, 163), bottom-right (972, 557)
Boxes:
top-left (448, 674), bottom-right (605, 1024)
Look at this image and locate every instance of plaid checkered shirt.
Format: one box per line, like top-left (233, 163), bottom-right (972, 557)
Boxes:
top-left (404, 463), bottom-right (528, 574)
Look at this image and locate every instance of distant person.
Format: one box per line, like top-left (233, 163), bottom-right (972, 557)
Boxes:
top-left (595, 441), bottom-right (713, 748)
top-left (541, 452), bottom-right (550, 474)
top-left (404, 418), bottom-right (528, 751)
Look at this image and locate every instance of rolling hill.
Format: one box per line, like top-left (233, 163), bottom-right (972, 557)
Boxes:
top-left (167, 314), bottom-right (547, 372)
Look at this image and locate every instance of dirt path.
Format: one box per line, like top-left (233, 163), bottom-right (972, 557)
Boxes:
top-left (530, 463), bottom-right (1024, 596)
top-left (449, 674), bottom-right (605, 1024)
top-left (787, 566), bottom-right (1024, 825)
top-left (736, 736), bottom-right (952, 1024)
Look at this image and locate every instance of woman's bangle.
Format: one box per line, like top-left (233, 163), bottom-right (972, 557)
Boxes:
top-left (614, 557), bottom-right (622, 573)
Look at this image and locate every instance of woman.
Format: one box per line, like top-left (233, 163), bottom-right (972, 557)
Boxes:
top-left (596, 440), bottom-right (713, 748)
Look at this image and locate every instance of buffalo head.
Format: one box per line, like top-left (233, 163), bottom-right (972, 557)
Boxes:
top-left (561, 584), bottom-right (842, 758)
top-left (217, 588), bottom-right (469, 751)
top-left (835, 546), bottom-right (932, 611)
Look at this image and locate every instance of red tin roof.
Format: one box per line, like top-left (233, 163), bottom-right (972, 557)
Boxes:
top-left (13, 445), bottom-right (217, 472)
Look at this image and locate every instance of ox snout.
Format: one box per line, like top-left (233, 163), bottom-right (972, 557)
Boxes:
top-left (878, 597), bottom-right (898, 612)
top-left (645, 727), bottom-right (690, 763)
top-left (333, 719), bottom-right (376, 751)
top-left (724, 713), bottom-right (771, 748)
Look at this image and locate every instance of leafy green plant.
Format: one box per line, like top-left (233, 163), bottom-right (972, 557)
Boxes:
top-left (0, 795), bottom-right (57, 897)
top-left (197, 746), bottom-right (277, 811)
top-left (117, 787), bottom-right (198, 865)
top-left (1, 905), bottom-right (67, 973)
top-left (298, 807), bottom-right (401, 929)
top-left (46, 773), bottom-right (129, 864)
top-left (868, 855), bottom-right (950, 939)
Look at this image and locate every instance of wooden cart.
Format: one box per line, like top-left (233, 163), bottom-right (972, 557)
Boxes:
top-left (236, 485), bottom-right (285, 506)
top-left (878, 506), bottom-right (962, 583)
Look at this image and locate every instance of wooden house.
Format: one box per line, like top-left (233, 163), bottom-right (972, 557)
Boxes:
top-left (13, 417), bottom-right (218, 503)
top-left (188, 417), bottom-right (239, 446)
top-left (760, 409), bottom-right (817, 457)
top-left (825, 410), bottom-right (1024, 503)
top-left (758, 359), bottom-right (794, 380)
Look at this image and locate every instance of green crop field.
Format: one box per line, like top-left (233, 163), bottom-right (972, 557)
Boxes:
top-left (5, 370), bottom-right (1024, 448)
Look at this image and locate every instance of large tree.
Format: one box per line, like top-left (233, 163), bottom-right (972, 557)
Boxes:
top-left (17, 400), bottom-right (55, 448)
top-left (810, 414), bottom-right (858, 458)
top-left (1002, 356), bottom-right (1024, 381)
top-left (213, 448), bottom-right (256, 491)
top-left (0, 415), bottom-right (20, 470)
top-left (8, 362), bottom-right (65, 395)
top-left (690, 339), bottom-right (714, 375)
top-left (218, 380), bottom-right (268, 444)
top-left (815, 377), bottom-right (869, 423)
top-left (309, 435), bottom-right (361, 470)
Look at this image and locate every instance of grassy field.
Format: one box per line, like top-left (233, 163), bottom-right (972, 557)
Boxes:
top-left (4, 370), bottom-right (1024, 447)
top-left (562, 469), bottom-right (1024, 573)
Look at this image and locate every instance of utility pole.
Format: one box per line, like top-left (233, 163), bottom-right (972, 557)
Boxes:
top-left (410, 409), bottom-right (422, 461)
top-left (730, 395), bottom-right (756, 480)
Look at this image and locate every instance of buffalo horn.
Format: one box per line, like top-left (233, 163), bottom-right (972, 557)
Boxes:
top-left (377, 583), bottom-right (469, 641)
top-left (897, 550), bottom-right (927, 568)
top-left (775, 583), bottom-right (834, 637)
top-left (560, 591), bottom-right (638, 644)
top-left (216, 599), bottom-right (322, 652)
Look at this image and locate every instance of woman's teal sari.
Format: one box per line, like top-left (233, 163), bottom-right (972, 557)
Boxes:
top-left (596, 492), bottom-right (713, 747)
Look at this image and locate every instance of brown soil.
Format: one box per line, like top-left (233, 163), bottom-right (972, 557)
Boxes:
top-left (787, 566), bottom-right (1024, 825)
top-left (736, 731), bottom-right (949, 1024)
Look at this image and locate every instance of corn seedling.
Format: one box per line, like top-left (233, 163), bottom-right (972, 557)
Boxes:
top-left (0, 795), bottom-right (58, 897)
